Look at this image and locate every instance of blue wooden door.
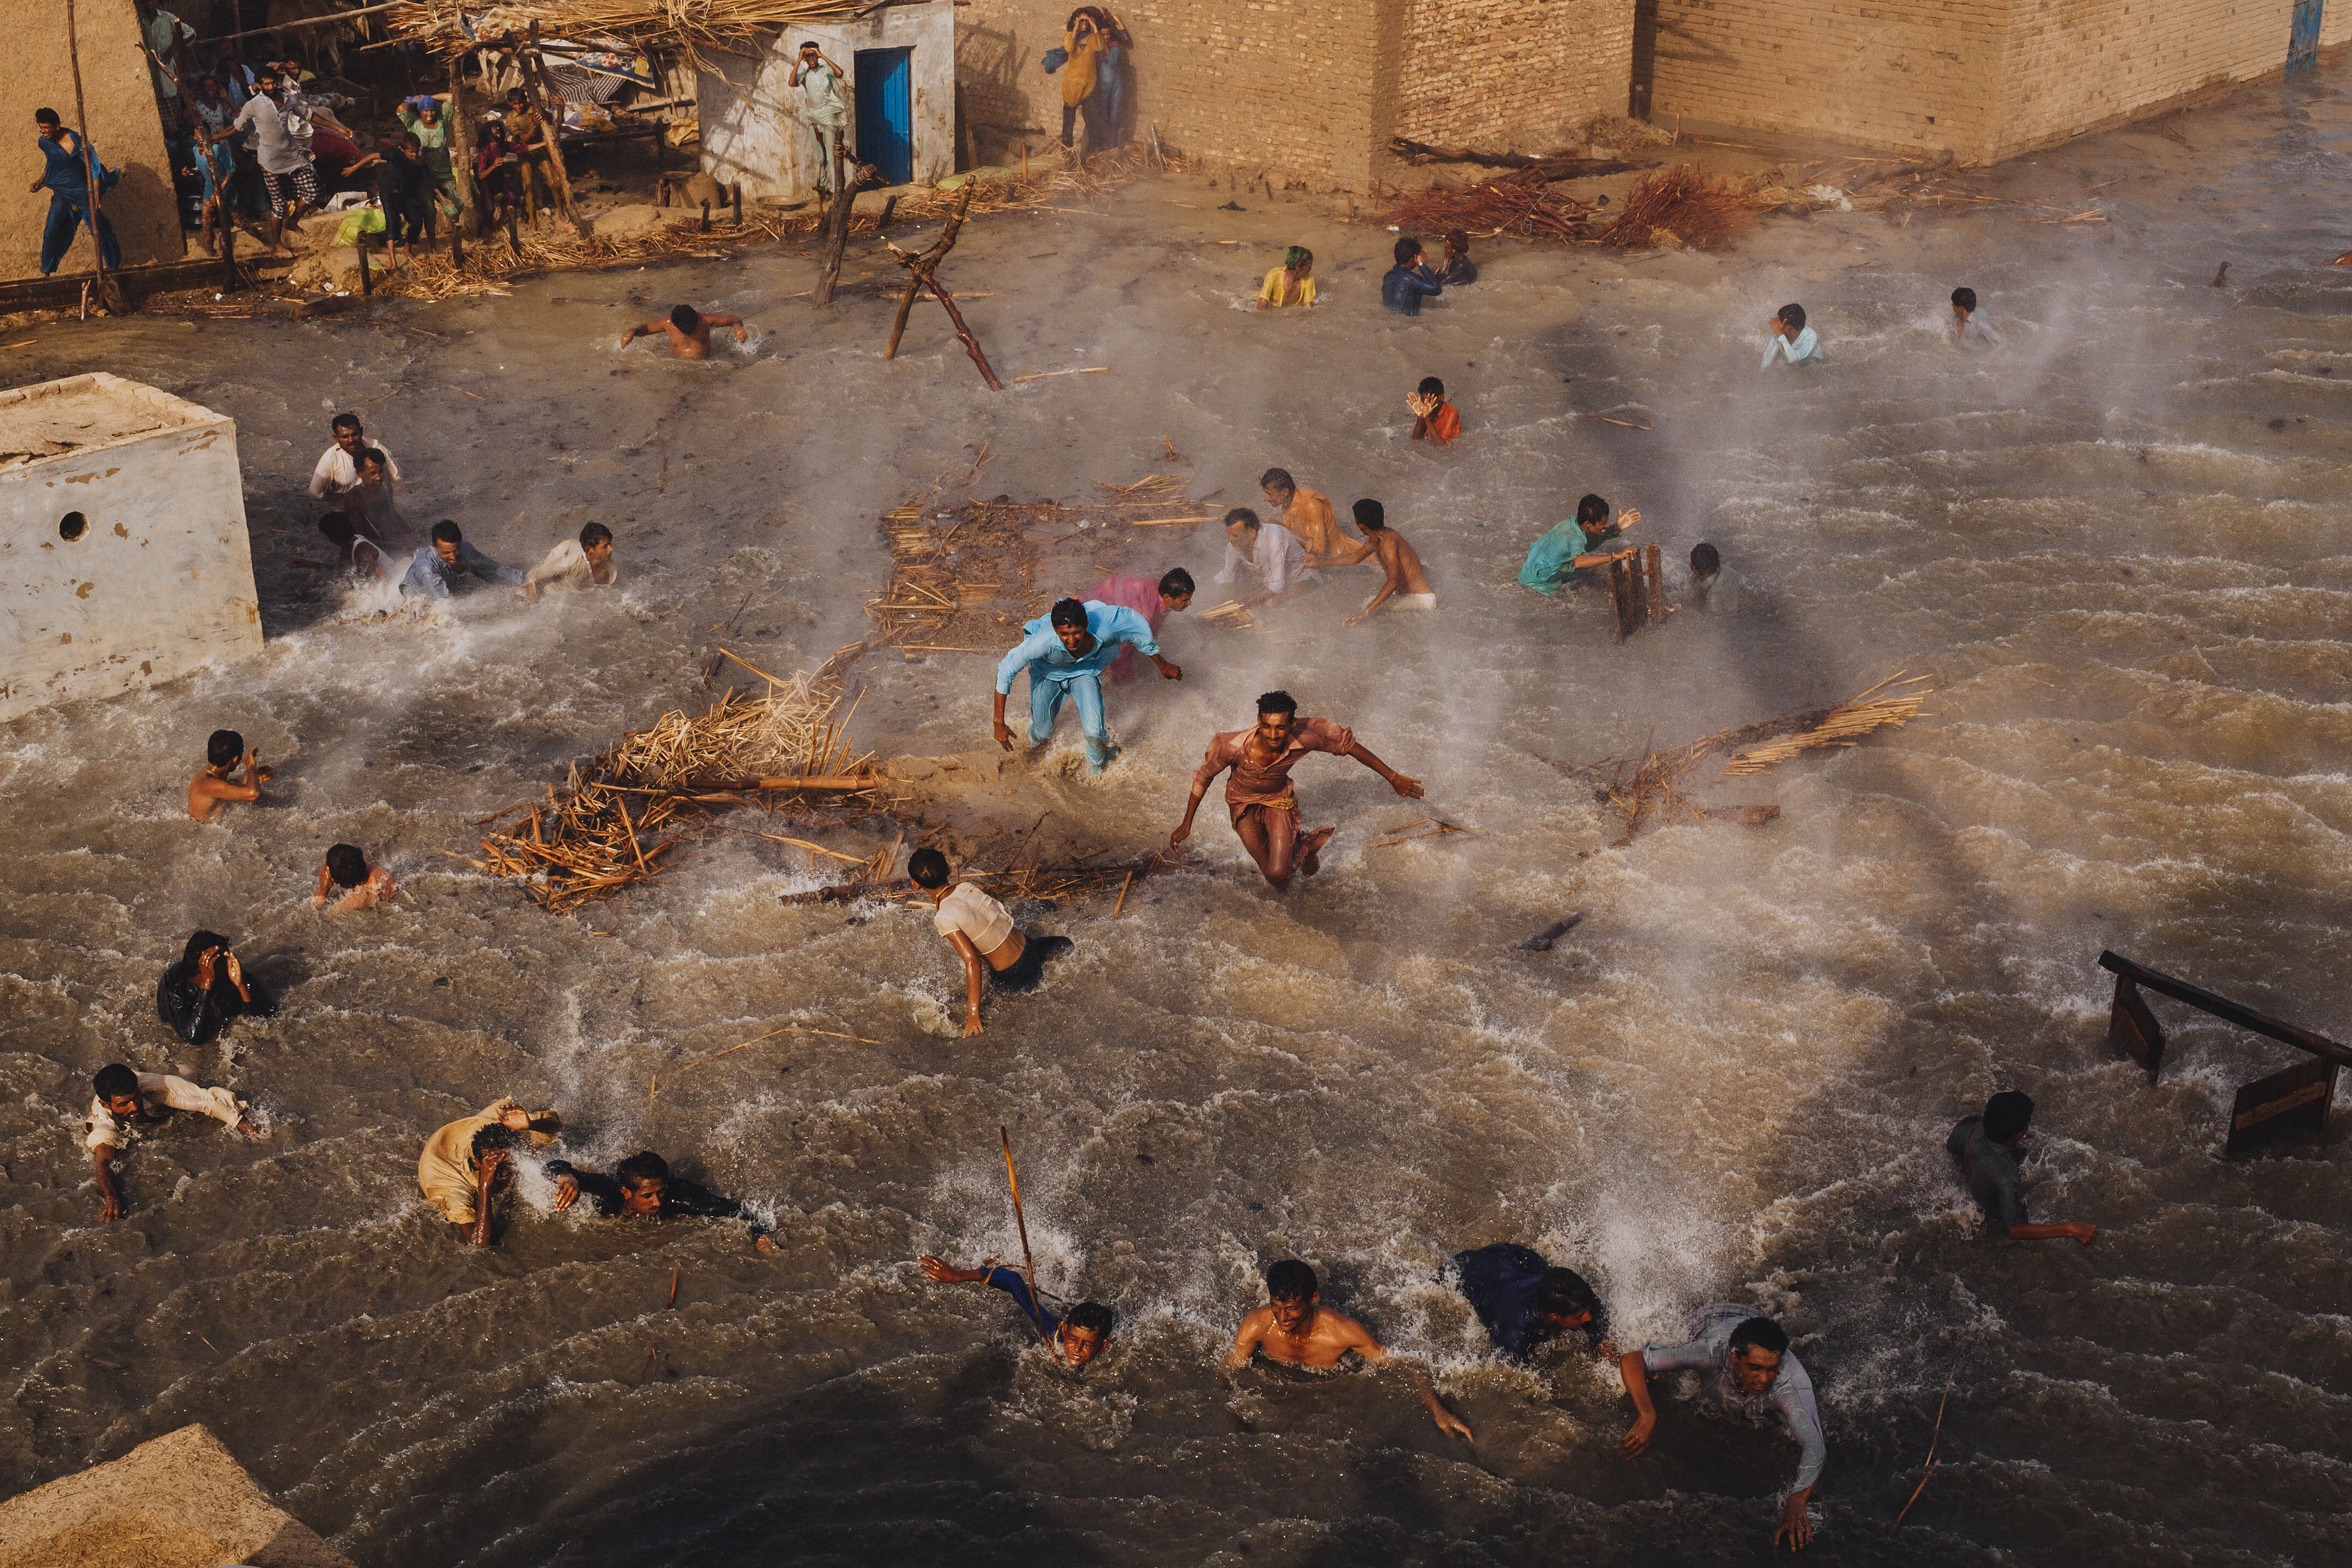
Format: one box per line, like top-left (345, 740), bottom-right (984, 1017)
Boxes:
top-left (855, 48), bottom-right (914, 185)
top-left (2290, 0), bottom-right (2323, 69)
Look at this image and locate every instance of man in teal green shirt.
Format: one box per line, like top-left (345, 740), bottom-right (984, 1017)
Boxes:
top-left (1518, 493), bottom-right (1639, 594)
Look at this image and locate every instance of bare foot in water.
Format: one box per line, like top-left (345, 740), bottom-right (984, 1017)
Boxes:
top-left (1299, 825), bottom-right (1336, 877)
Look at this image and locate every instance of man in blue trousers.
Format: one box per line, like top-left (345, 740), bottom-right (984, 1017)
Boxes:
top-left (31, 108), bottom-right (120, 275)
top-left (991, 596), bottom-right (1180, 770)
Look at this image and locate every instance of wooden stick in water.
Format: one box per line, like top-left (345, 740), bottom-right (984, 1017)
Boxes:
top-left (999, 1125), bottom-right (1051, 1348)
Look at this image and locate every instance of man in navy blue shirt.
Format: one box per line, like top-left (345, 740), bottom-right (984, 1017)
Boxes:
top-left (1382, 235), bottom-right (1444, 316)
top-left (920, 1252), bottom-right (1116, 1368)
top-left (1443, 1242), bottom-right (1611, 1361)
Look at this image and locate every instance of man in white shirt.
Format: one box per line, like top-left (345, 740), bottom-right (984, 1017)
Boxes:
top-left (789, 41), bottom-right (850, 192)
top-left (307, 412), bottom-right (401, 499)
top-left (84, 1062), bottom-right (261, 1221)
top-left (227, 65), bottom-right (315, 254)
top-left (524, 522), bottom-right (620, 602)
top-left (1214, 507), bottom-right (1316, 609)
top-left (910, 848), bottom-right (1073, 1036)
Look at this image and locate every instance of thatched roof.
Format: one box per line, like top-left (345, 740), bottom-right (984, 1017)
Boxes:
top-left (384, 1), bottom-right (872, 61)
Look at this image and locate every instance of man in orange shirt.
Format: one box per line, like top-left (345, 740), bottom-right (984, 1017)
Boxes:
top-left (1259, 467), bottom-right (1353, 564)
top-left (1409, 376), bottom-right (1461, 445)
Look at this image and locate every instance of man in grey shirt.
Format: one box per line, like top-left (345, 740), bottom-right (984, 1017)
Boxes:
top-left (1946, 1090), bottom-right (2096, 1243)
top-left (1619, 1308), bottom-right (1826, 1551)
top-left (227, 65), bottom-right (315, 254)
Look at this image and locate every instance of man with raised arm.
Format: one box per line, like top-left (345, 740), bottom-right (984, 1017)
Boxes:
top-left (417, 1098), bottom-right (561, 1247)
top-left (991, 595), bottom-right (1179, 772)
top-left (549, 1149), bottom-right (776, 1254)
top-left (1619, 1307), bottom-right (1826, 1551)
top-left (1171, 691), bottom-right (1423, 889)
top-left (919, 1252), bottom-right (1115, 1368)
top-left (1224, 1259), bottom-right (1472, 1440)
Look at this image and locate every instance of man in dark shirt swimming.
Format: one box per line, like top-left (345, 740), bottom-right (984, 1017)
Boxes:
top-left (1442, 1242), bottom-right (1613, 1362)
top-left (919, 1252), bottom-right (1115, 1368)
top-left (1945, 1090), bottom-right (2095, 1243)
top-left (550, 1150), bottom-right (777, 1254)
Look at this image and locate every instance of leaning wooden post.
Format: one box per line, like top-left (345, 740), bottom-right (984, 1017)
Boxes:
top-left (815, 146), bottom-right (875, 306)
top-left (62, 0), bottom-right (122, 314)
top-left (885, 181), bottom-right (974, 359)
top-left (921, 272), bottom-right (1004, 391)
top-left (447, 51), bottom-right (482, 239)
top-left (523, 23), bottom-right (576, 224)
top-left (1644, 545), bottom-right (1666, 625)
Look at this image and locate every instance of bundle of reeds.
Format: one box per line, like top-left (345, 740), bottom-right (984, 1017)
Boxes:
top-left (1370, 165), bottom-right (1595, 243)
top-left (608, 670), bottom-right (852, 788)
top-left (1721, 673), bottom-right (1934, 775)
top-left (1591, 165), bottom-right (1760, 252)
top-left (1197, 602), bottom-right (1255, 629)
top-left (386, 0), bottom-right (866, 63)
top-left (472, 765), bottom-right (686, 914)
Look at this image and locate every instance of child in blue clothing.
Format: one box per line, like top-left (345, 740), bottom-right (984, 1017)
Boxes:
top-left (1760, 302), bottom-right (1823, 368)
top-left (1383, 235), bottom-right (1444, 315)
top-left (919, 1252), bottom-right (1117, 1367)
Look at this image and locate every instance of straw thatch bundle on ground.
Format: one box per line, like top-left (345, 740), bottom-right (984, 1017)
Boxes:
top-left (1590, 165), bottom-right (1762, 251)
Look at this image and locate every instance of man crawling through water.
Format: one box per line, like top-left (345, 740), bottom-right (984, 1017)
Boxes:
top-left (620, 303), bottom-right (749, 360)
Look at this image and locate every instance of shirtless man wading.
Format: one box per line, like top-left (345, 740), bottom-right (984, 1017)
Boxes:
top-left (1171, 690), bottom-right (1423, 889)
top-left (1224, 1258), bottom-right (1473, 1440)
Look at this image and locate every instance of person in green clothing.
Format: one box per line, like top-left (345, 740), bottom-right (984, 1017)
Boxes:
top-left (789, 41), bottom-right (849, 193)
top-left (397, 94), bottom-right (460, 220)
top-left (1517, 493), bottom-right (1640, 594)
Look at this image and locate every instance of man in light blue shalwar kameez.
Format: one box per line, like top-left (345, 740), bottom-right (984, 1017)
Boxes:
top-left (991, 597), bottom-right (1180, 770)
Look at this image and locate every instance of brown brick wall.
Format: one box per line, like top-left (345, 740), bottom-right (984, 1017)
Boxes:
top-left (1396, 0), bottom-right (1635, 150)
top-left (1638, 0), bottom-right (2309, 160)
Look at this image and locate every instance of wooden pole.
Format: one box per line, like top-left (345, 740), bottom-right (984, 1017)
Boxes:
top-left (523, 23), bottom-right (576, 225)
top-left (999, 1125), bottom-right (1051, 1348)
top-left (221, 212), bottom-right (237, 293)
top-left (356, 232), bottom-right (372, 294)
top-left (1644, 544), bottom-right (1666, 625)
top-left (886, 182), bottom-right (972, 361)
top-left (447, 52), bottom-right (482, 239)
top-left (815, 145), bottom-right (877, 306)
top-left (207, 0), bottom-right (410, 43)
top-left (924, 274), bottom-right (1005, 391)
top-left (61, 0), bottom-right (120, 315)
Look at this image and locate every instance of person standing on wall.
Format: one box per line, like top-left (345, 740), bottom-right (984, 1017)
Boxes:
top-left (28, 109), bottom-right (120, 276)
top-left (790, 41), bottom-right (850, 195)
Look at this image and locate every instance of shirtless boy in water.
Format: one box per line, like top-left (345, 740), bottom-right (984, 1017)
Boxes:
top-left (1333, 499), bottom-right (1434, 625)
top-left (1224, 1259), bottom-right (1473, 1440)
top-left (188, 728), bottom-right (272, 821)
top-left (620, 303), bottom-right (748, 360)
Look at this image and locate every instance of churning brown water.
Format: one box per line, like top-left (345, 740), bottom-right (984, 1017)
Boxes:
top-left (6, 69), bottom-right (2351, 1568)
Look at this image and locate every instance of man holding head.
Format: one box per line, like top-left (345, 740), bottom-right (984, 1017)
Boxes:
top-left (188, 727), bottom-right (272, 822)
top-left (417, 1098), bottom-right (561, 1247)
top-left (1171, 691), bottom-right (1423, 889)
top-left (991, 595), bottom-right (1177, 772)
top-left (549, 1150), bottom-right (777, 1254)
top-left (1946, 1090), bottom-right (2096, 1244)
top-left (1224, 1259), bottom-right (1473, 1440)
top-left (1619, 1306), bottom-right (1826, 1551)
top-left (919, 1252), bottom-right (1116, 1368)
top-left (307, 413), bottom-right (401, 501)
top-left (789, 41), bottom-right (850, 190)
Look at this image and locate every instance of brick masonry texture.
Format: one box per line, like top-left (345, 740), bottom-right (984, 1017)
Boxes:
top-left (1637, 0), bottom-right (2348, 160)
top-left (956, 0), bottom-right (1634, 189)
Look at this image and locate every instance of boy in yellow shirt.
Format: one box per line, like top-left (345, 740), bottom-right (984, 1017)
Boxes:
top-left (1257, 246), bottom-right (1316, 309)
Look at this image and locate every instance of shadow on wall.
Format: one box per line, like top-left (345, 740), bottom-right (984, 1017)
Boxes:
top-left (956, 21), bottom-right (1046, 165)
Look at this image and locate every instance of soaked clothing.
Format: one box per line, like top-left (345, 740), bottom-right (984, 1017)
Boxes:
top-left (417, 1100), bottom-right (555, 1224)
top-left (1192, 717), bottom-right (1356, 865)
top-left (1278, 488), bottom-right (1351, 563)
top-left (525, 539), bottom-right (620, 592)
top-left (1946, 1113), bottom-right (2029, 1234)
top-left (1444, 1243), bottom-right (1609, 1361)
top-left (1690, 564), bottom-right (1744, 614)
top-left (1957, 309), bottom-right (2005, 351)
top-left (1440, 251), bottom-right (1478, 286)
top-left (1089, 574), bottom-right (1170, 683)
top-left (933, 882), bottom-right (1016, 954)
top-left (1517, 520), bottom-right (1622, 594)
top-left (1642, 1304), bottom-right (1826, 1492)
top-left (545, 1161), bottom-right (768, 1239)
top-left (403, 541), bottom-right (524, 598)
top-left (309, 440), bottom-right (402, 498)
top-left (995, 602), bottom-right (1159, 768)
top-left (1382, 263), bottom-right (1443, 315)
top-left (1416, 401), bottom-right (1462, 445)
top-left (84, 1073), bottom-right (245, 1150)
top-left (989, 934), bottom-right (1072, 994)
top-left (1216, 522), bottom-right (1313, 597)
top-left (1257, 266), bottom-right (1316, 308)
top-left (982, 1264), bottom-right (1062, 1336)
top-left (1761, 324), bottom-right (1823, 368)
top-left (155, 959), bottom-right (277, 1045)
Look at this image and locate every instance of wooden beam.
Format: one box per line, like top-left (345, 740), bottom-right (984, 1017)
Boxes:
top-left (2097, 950), bottom-right (2352, 1070)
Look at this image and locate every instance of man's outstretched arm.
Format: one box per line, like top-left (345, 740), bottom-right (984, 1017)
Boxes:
top-left (1351, 1326), bottom-right (1473, 1440)
top-left (1342, 741), bottom-right (1423, 798)
top-left (1222, 1309), bottom-right (1268, 1371)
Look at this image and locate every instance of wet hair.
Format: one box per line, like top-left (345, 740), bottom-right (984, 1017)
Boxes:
top-left (1574, 493), bottom-right (1611, 527)
top-left (430, 520), bottom-right (463, 545)
top-left (1157, 567), bottom-right (1195, 599)
top-left (1445, 228), bottom-right (1470, 249)
top-left (207, 728), bottom-right (244, 766)
top-left (505, 86), bottom-right (530, 103)
top-left (907, 847), bottom-right (951, 889)
top-left (1690, 542), bottom-right (1721, 577)
top-left (1256, 689), bottom-right (1298, 718)
top-left (1065, 1301), bottom-right (1115, 1336)
top-left (1416, 376), bottom-right (1444, 398)
top-left (1951, 286), bottom-right (1977, 311)
top-left (579, 522), bottom-right (613, 548)
top-left (1266, 1258), bottom-right (1318, 1303)
top-left (182, 929), bottom-right (229, 966)
top-left (1049, 597), bottom-right (1089, 631)
top-left (1778, 303), bottom-right (1807, 331)
top-left (324, 843), bottom-right (368, 887)
top-left (670, 303), bottom-right (701, 334)
top-left (798, 38), bottom-right (820, 50)
top-left (471, 1123), bottom-right (522, 1160)
top-left (1224, 507), bottom-right (1262, 532)
top-left (1536, 1267), bottom-right (1602, 1320)
top-left (35, 108), bottom-right (61, 128)
top-left (1984, 1089), bottom-right (2036, 1143)
top-left (355, 445), bottom-right (388, 473)
top-left (397, 132), bottom-right (422, 155)
top-left (616, 1150), bottom-right (671, 1187)
top-left (93, 1063), bottom-right (140, 1100)
top-left (1283, 245), bottom-right (1312, 269)
top-left (317, 512), bottom-right (354, 544)
top-left (1352, 498), bottom-right (1386, 532)
top-left (1728, 1317), bottom-right (1790, 1358)
top-left (1258, 468), bottom-right (1295, 495)
top-left (1393, 235), bottom-right (1424, 265)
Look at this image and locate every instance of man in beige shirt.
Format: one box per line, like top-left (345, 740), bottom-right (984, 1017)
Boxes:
top-left (912, 847), bottom-right (1073, 1036)
top-left (1259, 467), bottom-right (1354, 564)
top-left (418, 1098), bottom-right (561, 1244)
top-left (85, 1063), bottom-right (260, 1221)
top-left (524, 521), bottom-right (620, 602)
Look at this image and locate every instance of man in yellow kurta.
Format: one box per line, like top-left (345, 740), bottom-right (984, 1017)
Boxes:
top-left (1259, 468), bottom-right (1353, 564)
top-left (1058, 13), bottom-right (1105, 152)
top-left (1257, 247), bottom-right (1317, 309)
top-left (418, 1098), bottom-right (559, 1244)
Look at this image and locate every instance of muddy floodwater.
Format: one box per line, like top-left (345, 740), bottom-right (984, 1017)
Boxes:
top-left (6, 68), bottom-right (2352, 1568)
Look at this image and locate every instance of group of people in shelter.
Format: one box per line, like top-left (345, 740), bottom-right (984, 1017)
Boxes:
top-left (63, 195), bottom-right (2036, 1543)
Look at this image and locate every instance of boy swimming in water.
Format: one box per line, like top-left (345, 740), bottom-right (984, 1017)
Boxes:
top-left (188, 728), bottom-right (272, 821)
top-left (1224, 1259), bottom-right (1472, 1440)
top-left (919, 1252), bottom-right (1116, 1367)
top-left (1951, 286), bottom-right (2005, 356)
top-left (620, 303), bottom-right (749, 360)
top-left (313, 842), bottom-right (399, 913)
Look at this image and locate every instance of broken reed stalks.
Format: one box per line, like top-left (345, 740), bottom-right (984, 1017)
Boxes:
top-left (1592, 165), bottom-right (1760, 251)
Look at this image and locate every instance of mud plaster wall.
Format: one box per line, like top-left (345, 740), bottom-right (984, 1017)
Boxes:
top-left (3, 0), bottom-right (182, 278)
top-left (1395, 0), bottom-right (1635, 150)
top-left (1638, 0), bottom-right (2333, 160)
top-left (0, 379), bottom-right (261, 724)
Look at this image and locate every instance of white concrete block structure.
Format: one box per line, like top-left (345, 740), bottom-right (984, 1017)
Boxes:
top-left (0, 373), bottom-right (261, 723)
top-left (699, 1), bottom-right (956, 205)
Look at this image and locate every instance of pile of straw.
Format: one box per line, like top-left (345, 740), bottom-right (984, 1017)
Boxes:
top-left (1371, 165), bottom-right (1597, 243)
top-left (1590, 165), bottom-right (1761, 252)
top-left (1567, 673), bottom-right (1934, 843)
top-left (361, 212), bottom-right (772, 301)
top-left (386, 1), bottom-right (865, 65)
